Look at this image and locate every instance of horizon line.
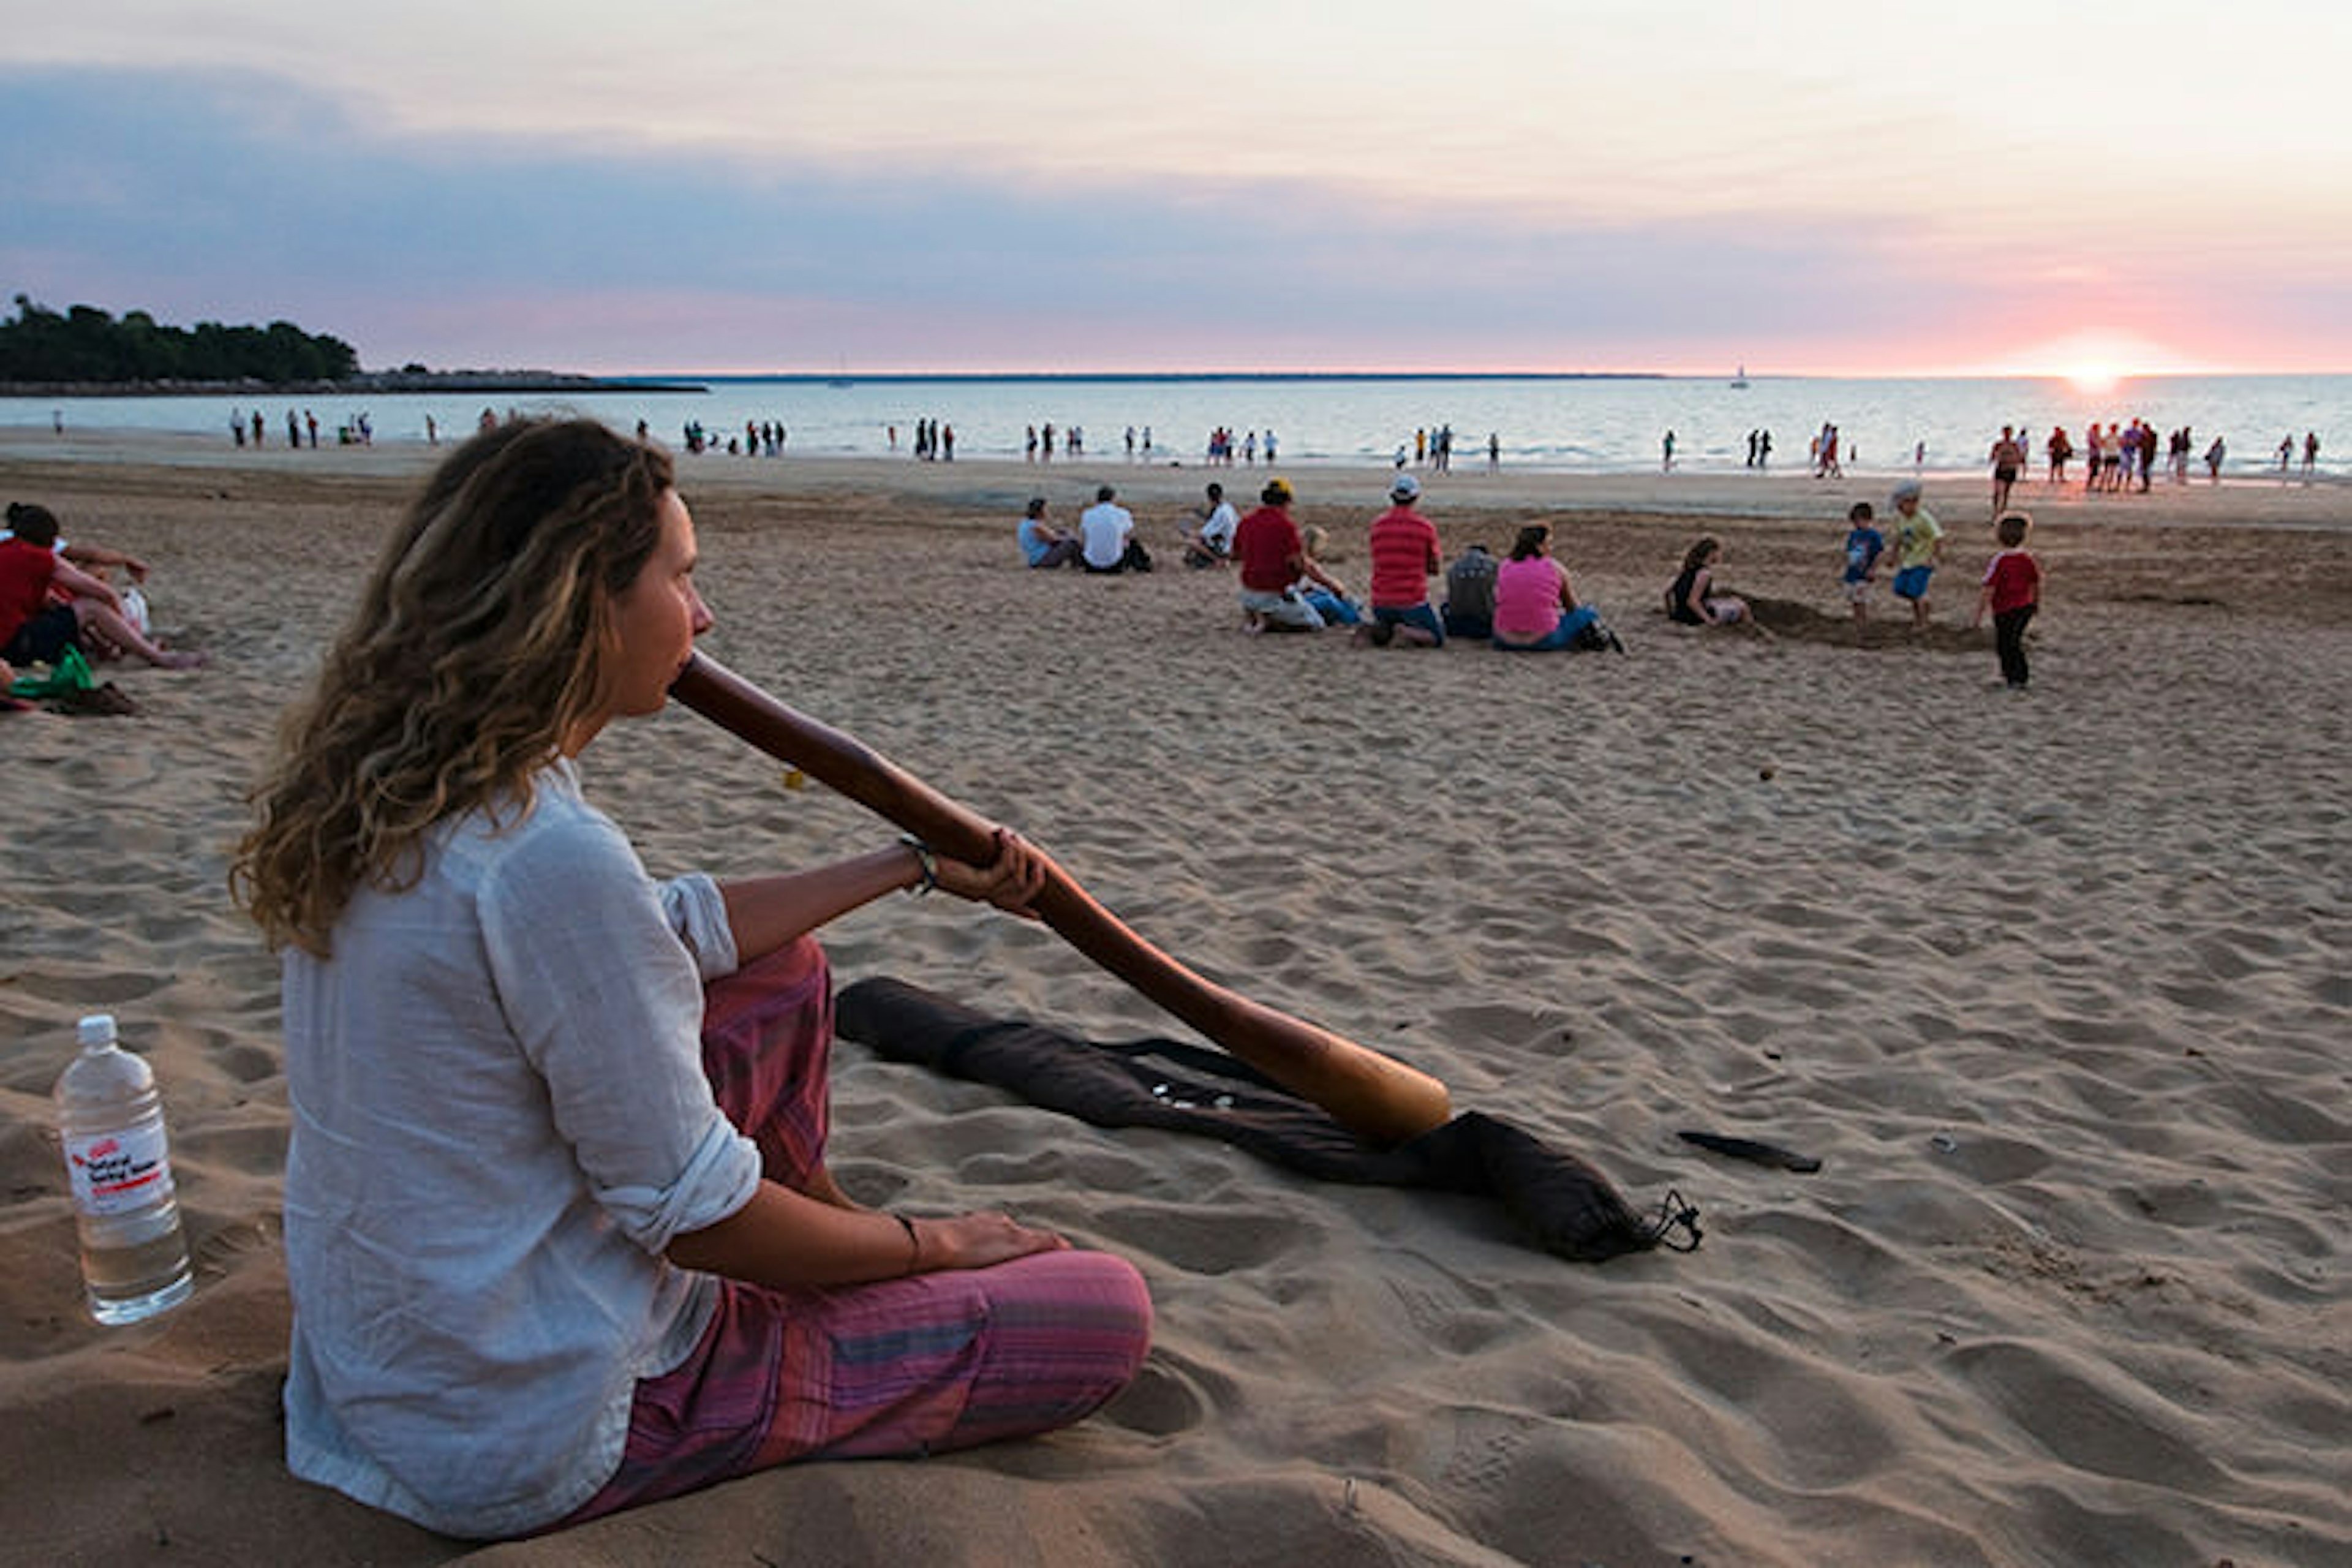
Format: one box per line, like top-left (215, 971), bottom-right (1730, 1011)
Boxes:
top-left (595, 367), bottom-right (2345, 386)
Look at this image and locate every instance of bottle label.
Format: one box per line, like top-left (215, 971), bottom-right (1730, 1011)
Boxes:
top-left (62, 1122), bottom-right (176, 1215)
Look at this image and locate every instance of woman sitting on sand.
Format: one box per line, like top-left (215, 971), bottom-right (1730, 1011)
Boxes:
top-left (1491, 522), bottom-right (1616, 651)
top-left (1665, 535), bottom-right (1750, 627)
top-left (1295, 524), bottom-right (1362, 626)
top-left (1016, 495), bottom-right (1082, 568)
top-left (232, 420), bottom-right (1150, 1540)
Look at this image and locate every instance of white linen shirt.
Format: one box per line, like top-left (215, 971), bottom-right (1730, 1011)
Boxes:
top-left (280, 760), bottom-right (761, 1537)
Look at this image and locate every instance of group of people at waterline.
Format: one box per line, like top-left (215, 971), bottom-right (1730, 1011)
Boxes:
top-left (1017, 472), bottom-right (2042, 686)
top-left (1676, 421), bottom-right (2328, 495)
top-left (2024, 422), bottom-right (2321, 495)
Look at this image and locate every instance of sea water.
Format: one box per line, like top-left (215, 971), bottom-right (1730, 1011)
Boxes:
top-left (5, 372), bottom-right (2345, 480)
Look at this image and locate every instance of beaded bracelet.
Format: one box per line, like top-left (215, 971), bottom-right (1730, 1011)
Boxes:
top-left (899, 834), bottom-right (938, 896)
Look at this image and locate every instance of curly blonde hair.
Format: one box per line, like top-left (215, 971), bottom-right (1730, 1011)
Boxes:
top-left (232, 419), bottom-right (674, 955)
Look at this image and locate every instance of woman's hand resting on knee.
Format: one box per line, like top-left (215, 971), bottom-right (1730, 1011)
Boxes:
top-left (669, 1183), bottom-right (1069, 1288)
top-left (906, 1210), bottom-right (1071, 1272)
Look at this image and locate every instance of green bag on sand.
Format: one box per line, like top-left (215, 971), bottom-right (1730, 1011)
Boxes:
top-left (7, 644), bottom-right (96, 699)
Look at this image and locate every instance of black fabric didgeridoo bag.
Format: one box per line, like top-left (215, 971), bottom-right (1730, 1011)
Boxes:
top-left (835, 978), bottom-right (1698, 1264)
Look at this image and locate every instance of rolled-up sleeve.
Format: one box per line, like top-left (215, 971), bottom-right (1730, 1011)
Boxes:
top-left (594, 1116), bottom-right (760, 1253)
top-left (658, 873), bottom-right (739, 982)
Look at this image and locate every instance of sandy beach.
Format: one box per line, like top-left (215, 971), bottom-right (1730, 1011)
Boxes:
top-left (2, 429), bottom-right (2346, 1566)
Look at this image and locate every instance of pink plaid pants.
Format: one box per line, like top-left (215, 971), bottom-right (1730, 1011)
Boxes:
top-left (559, 937), bottom-right (1152, 1526)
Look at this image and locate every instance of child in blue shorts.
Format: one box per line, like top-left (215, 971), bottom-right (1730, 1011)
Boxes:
top-left (1887, 480), bottom-right (1943, 628)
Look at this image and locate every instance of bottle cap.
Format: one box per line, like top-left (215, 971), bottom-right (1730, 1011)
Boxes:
top-left (77, 1014), bottom-right (118, 1048)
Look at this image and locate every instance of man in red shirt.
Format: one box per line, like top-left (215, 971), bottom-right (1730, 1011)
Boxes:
top-left (1362, 473), bottom-right (1443, 647)
top-left (1232, 478), bottom-right (1343, 633)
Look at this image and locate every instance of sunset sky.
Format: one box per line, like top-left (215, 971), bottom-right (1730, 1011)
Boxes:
top-left (5, 2), bottom-right (2347, 378)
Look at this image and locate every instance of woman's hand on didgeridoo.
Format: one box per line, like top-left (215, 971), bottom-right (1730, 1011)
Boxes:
top-left (911, 1210), bottom-right (1071, 1272)
top-left (933, 827), bottom-right (1050, 919)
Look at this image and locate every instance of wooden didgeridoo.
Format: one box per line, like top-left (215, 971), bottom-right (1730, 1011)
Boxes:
top-left (670, 652), bottom-right (1453, 1146)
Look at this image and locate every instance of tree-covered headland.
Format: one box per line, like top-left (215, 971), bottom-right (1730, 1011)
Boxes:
top-left (1, 295), bottom-right (360, 384)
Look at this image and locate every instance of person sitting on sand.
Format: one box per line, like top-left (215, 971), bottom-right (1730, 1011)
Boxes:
top-left (1441, 542), bottom-right (1496, 640)
top-left (1016, 496), bottom-right (1082, 569)
top-left (1493, 522), bottom-right (1615, 651)
top-left (1295, 524), bottom-right (1362, 626)
top-left (1665, 535), bottom-right (1749, 627)
top-left (1079, 484), bottom-right (1151, 573)
top-left (1181, 481), bottom-right (1238, 568)
top-left (0, 503), bottom-right (202, 671)
top-left (1, 502), bottom-right (154, 586)
top-left (1233, 477), bottom-right (1341, 633)
top-left (229, 420), bottom-right (1150, 1540)
top-left (2, 500), bottom-right (163, 661)
top-left (1359, 474), bottom-right (1445, 647)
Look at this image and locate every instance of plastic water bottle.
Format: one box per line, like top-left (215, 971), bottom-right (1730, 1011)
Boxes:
top-left (54, 1014), bottom-right (194, 1325)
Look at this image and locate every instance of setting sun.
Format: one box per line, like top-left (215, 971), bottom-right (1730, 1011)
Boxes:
top-left (1980, 329), bottom-right (2217, 388)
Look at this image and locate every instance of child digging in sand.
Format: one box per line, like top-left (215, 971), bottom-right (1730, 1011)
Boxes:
top-left (1972, 511), bottom-right (2042, 690)
top-left (1665, 536), bottom-right (1750, 627)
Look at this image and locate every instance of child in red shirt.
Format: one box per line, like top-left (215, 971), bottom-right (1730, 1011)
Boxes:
top-left (1972, 511), bottom-right (2042, 689)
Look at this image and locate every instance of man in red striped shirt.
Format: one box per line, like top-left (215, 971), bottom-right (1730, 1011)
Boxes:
top-left (1361, 474), bottom-right (1444, 647)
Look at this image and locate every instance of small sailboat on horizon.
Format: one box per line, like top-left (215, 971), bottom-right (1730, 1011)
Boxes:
top-left (1730, 364), bottom-right (1751, 389)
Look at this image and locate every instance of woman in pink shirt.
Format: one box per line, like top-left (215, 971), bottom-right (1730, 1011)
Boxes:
top-left (1491, 523), bottom-right (1612, 652)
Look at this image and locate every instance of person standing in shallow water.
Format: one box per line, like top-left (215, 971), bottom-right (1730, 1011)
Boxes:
top-left (230, 419), bottom-right (1148, 1539)
top-left (1988, 425), bottom-right (2026, 517)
